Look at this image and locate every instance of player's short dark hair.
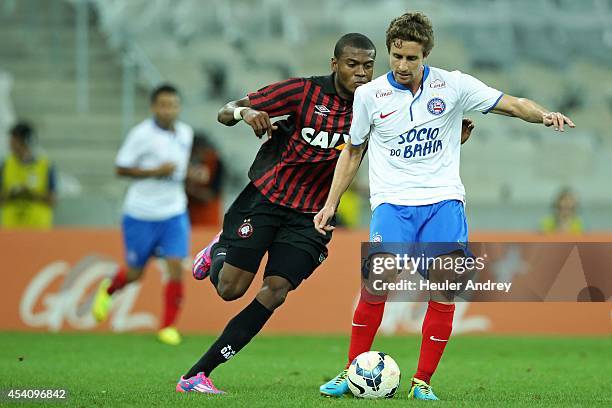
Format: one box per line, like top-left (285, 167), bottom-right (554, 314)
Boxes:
top-left (334, 33), bottom-right (376, 59)
top-left (386, 12), bottom-right (434, 55)
top-left (150, 83), bottom-right (179, 104)
top-left (10, 121), bottom-right (35, 145)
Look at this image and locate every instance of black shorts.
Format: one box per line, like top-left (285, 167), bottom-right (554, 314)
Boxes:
top-left (217, 183), bottom-right (333, 288)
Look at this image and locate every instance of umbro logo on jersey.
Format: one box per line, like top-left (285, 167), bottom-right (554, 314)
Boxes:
top-left (314, 105), bottom-right (330, 116)
top-left (380, 110), bottom-right (397, 119)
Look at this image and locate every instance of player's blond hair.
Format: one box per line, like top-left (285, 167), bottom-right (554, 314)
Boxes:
top-left (385, 12), bottom-right (434, 56)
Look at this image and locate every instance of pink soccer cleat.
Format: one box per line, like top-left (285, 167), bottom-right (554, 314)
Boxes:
top-left (192, 231), bottom-right (222, 280)
top-left (176, 372), bottom-right (225, 394)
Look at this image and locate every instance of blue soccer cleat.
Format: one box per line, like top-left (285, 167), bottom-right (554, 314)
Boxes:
top-left (320, 369), bottom-right (350, 397)
top-left (408, 377), bottom-right (439, 400)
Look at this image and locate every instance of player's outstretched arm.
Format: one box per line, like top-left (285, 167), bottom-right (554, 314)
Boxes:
top-left (314, 140), bottom-right (367, 235)
top-left (116, 162), bottom-right (176, 179)
top-left (490, 95), bottom-right (575, 131)
top-left (217, 97), bottom-right (277, 139)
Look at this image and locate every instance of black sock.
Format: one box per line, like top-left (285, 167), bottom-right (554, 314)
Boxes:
top-left (184, 299), bottom-right (273, 378)
top-left (209, 244), bottom-right (226, 288)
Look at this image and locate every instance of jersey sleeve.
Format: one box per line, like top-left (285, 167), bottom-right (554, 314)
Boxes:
top-left (349, 86), bottom-right (372, 146)
top-left (458, 72), bottom-right (504, 114)
top-left (115, 128), bottom-right (146, 168)
top-left (248, 78), bottom-right (305, 117)
top-left (184, 125), bottom-right (195, 153)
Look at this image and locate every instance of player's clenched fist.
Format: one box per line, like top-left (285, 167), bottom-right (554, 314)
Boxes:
top-left (242, 108), bottom-right (278, 139)
top-left (314, 205), bottom-right (336, 236)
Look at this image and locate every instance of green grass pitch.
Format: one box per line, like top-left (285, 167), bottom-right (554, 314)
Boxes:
top-left (1, 332), bottom-right (610, 407)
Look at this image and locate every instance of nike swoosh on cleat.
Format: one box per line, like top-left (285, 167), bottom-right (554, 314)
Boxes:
top-left (351, 322), bottom-right (367, 327)
top-left (380, 110), bottom-right (397, 119)
top-left (429, 336), bottom-right (448, 342)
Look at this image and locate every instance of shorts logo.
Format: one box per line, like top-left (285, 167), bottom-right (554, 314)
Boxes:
top-left (127, 250), bottom-right (138, 264)
top-left (427, 98), bottom-right (446, 115)
top-left (237, 219), bottom-right (254, 239)
top-left (318, 253), bottom-right (327, 263)
top-left (371, 232), bottom-right (383, 243)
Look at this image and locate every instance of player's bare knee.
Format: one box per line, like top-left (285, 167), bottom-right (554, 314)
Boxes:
top-left (257, 288), bottom-right (288, 310)
top-left (269, 287), bottom-right (289, 308)
top-left (215, 265), bottom-right (253, 301)
top-left (258, 277), bottom-right (292, 310)
top-left (363, 253), bottom-right (396, 298)
top-left (125, 267), bottom-right (143, 283)
top-left (217, 286), bottom-right (240, 301)
top-left (166, 259), bottom-right (183, 281)
top-left (216, 281), bottom-right (245, 301)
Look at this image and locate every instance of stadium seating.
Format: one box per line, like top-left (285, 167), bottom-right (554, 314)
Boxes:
top-left (2, 0), bottom-right (611, 229)
top-left (0, 70), bottom-right (16, 158)
top-left (0, 0), bottom-right (150, 224)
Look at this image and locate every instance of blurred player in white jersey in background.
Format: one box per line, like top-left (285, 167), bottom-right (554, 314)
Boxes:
top-left (315, 12), bottom-right (574, 400)
top-left (92, 84), bottom-right (194, 346)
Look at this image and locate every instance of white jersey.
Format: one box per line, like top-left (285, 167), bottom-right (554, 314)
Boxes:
top-left (350, 66), bottom-right (503, 210)
top-left (116, 118), bottom-right (194, 220)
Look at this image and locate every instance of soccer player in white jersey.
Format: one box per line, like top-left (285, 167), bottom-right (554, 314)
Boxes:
top-left (315, 12), bottom-right (574, 400)
top-left (92, 84), bottom-right (194, 346)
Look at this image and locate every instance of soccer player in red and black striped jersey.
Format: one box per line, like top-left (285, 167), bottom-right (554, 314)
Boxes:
top-left (176, 33), bottom-right (377, 394)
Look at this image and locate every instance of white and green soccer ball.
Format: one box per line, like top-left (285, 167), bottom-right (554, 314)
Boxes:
top-left (347, 351), bottom-right (401, 399)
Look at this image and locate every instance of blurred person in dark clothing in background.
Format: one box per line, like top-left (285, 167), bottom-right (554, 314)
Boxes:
top-left (187, 132), bottom-right (223, 227)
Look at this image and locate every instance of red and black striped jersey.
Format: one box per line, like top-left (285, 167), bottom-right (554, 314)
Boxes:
top-left (247, 74), bottom-right (353, 213)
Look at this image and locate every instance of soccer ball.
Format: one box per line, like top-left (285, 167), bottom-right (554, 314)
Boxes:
top-left (347, 351), bottom-right (401, 399)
